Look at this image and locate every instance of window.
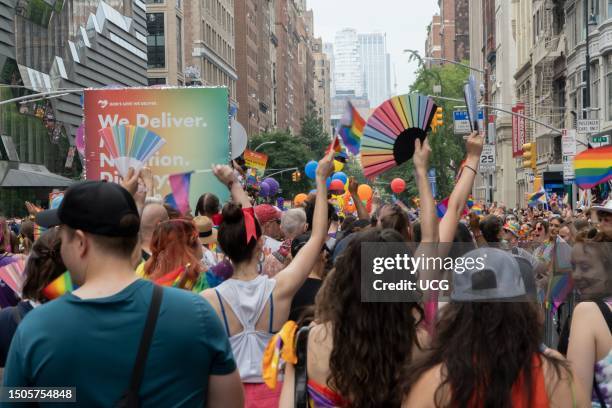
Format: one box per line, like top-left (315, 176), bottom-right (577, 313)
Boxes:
top-left (592, 62), bottom-right (600, 111)
top-left (148, 77), bottom-right (166, 85)
top-left (177, 16), bottom-right (182, 72)
top-left (147, 13), bottom-right (165, 69)
top-left (609, 0), bottom-right (612, 18)
top-left (607, 55), bottom-right (612, 120)
top-left (146, 0), bottom-right (164, 3)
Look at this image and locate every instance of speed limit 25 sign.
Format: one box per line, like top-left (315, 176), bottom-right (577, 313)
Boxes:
top-left (478, 144), bottom-right (496, 173)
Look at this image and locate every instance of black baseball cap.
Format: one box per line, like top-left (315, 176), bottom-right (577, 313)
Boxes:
top-left (36, 181), bottom-right (140, 237)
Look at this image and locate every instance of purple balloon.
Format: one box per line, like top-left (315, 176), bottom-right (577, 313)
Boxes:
top-left (263, 178), bottom-right (279, 189)
top-left (259, 181), bottom-right (271, 197)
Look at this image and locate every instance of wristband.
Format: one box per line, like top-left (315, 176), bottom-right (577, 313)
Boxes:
top-left (463, 165), bottom-right (478, 175)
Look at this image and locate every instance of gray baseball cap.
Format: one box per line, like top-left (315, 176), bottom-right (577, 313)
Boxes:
top-left (451, 247), bottom-right (528, 301)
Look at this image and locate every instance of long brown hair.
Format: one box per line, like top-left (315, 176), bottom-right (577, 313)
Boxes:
top-left (315, 228), bottom-right (423, 407)
top-left (401, 302), bottom-right (570, 407)
top-left (144, 219), bottom-right (203, 289)
top-left (21, 228), bottom-right (65, 303)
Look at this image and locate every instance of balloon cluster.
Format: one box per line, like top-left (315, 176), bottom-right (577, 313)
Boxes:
top-left (259, 177), bottom-right (279, 198)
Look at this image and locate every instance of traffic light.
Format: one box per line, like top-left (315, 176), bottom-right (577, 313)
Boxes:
top-left (296, 171), bottom-right (301, 182)
top-left (522, 142), bottom-right (537, 169)
top-left (292, 171), bottom-right (297, 182)
top-left (431, 107), bottom-right (444, 133)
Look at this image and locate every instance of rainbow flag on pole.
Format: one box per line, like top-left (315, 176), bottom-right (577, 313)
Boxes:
top-left (574, 145), bottom-right (612, 189)
top-left (528, 187), bottom-right (548, 207)
top-left (169, 172), bottom-right (193, 215)
top-left (337, 101), bottom-right (366, 155)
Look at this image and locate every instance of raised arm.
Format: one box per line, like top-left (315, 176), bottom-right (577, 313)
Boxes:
top-left (439, 131), bottom-right (484, 243)
top-left (413, 138), bottom-right (438, 244)
top-left (348, 177), bottom-right (370, 221)
top-left (274, 150), bottom-right (334, 299)
top-left (213, 164), bottom-right (251, 209)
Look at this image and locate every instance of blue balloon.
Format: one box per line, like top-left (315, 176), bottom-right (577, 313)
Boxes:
top-left (309, 189), bottom-right (316, 195)
top-left (326, 177), bottom-right (332, 188)
top-left (305, 160), bottom-right (318, 179)
top-left (260, 181), bottom-right (271, 197)
top-left (332, 172), bottom-right (348, 185)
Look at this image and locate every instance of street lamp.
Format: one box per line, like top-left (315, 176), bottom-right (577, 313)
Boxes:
top-left (254, 141), bottom-right (276, 152)
top-left (420, 56), bottom-right (485, 74)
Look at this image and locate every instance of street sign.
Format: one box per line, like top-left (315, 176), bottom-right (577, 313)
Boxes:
top-left (454, 110), bottom-right (484, 135)
top-left (479, 144), bottom-right (496, 173)
top-left (589, 134), bottom-right (610, 148)
top-left (577, 119), bottom-right (600, 134)
top-left (561, 129), bottom-right (577, 156)
top-left (526, 170), bottom-right (535, 183)
top-left (562, 155), bottom-right (575, 184)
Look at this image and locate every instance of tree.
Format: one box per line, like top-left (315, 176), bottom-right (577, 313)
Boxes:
top-left (248, 131), bottom-right (313, 200)
top-left (297, 109), bottom-right (330, 159)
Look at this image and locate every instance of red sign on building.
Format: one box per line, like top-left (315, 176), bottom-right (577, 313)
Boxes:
top-left (512, 103), bottom-right (526, 157)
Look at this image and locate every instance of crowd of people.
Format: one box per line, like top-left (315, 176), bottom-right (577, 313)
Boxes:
top-left (0, 131), bottom-right (610, 407)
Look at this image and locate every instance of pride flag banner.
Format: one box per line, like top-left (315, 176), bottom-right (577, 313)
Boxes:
top-left (169, 172), bottom-right (193, 215)
top-left (574, 146), bottom-right (612, 189)
top-left (337, 101), bottom-right (366, 155)
top-left (42, 272), bottom-right (74, 300)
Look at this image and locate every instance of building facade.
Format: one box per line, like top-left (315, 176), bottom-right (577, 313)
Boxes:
top-left (425, 15), bottom-right (442, 66)
top-left (333, 28), bottom-right (364, 97)
top-left (0, 0), bottom-right (148, 213)
top-left (183, 0), bottom-right (237, 103)
top-left (439, 0), bottom-right (470, 62)
top-left (358, 32), bottom-right (391, 108)
top-left (313, 37), bottom-right (331, 135)
top-left (145, 0), bottom-right (184, 86)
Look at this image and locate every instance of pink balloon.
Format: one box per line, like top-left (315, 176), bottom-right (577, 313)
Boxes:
top-left (390, 178), bottom-right (406, 194)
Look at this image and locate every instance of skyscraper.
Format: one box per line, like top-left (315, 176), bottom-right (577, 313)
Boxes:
top-left (333, 28), bottom-right (364, 97)
top-left (358, 32), bottom-right (391, 108)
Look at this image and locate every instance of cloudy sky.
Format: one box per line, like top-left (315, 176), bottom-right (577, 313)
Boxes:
top-left (307, 0), bottom-right (439, 96)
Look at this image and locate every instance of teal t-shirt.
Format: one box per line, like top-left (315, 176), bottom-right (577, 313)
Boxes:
top-left (2, 279), bottom-right (236, 407)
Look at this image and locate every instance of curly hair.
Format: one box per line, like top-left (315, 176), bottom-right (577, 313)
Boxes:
top-left (315, 228), bottom-right (423, 407)
top-left (21, 228), bottom-right (65, 303)
top-left (401, 302), bottom-right (570, 407)
top-left (144, 219), bottom-right (204, 289)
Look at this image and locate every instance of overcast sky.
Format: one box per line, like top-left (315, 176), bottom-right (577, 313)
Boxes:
top-left (308, 0), bottom-right (439, 97)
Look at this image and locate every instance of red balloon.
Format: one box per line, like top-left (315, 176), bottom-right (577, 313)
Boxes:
top-left (329, 179), bottom-right (345, 193)
top-left (390, 178), bottom-right (406, 194)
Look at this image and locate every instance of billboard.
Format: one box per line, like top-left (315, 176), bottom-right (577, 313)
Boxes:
top-left (84, 87), bottom-right (230, 205)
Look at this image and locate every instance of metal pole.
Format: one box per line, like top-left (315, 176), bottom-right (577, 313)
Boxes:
top-left (0, 89), bottom-right (83, 106)
top-left (584, 0), bottom-right (591, 119)
top-left (264, 167), bottom-right (298, 178)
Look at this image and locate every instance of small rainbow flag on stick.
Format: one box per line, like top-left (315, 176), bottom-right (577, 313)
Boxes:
top-left (42, 271), bottom-right (74, 300)
top-left (337, 101), bottom-right (366, 155)
top-left (169, 172), bottom-right (193, 215)
top-left (574, 145), bottom-right (612, 189)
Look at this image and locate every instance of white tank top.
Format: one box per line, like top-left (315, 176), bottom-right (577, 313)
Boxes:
top-left (214, 275), bottom-right (276, 383)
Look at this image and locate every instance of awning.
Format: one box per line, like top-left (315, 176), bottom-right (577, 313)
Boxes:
top-left (0, 161), bottom-right (74, 188)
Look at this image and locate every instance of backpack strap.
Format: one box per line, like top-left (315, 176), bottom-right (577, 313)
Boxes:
top-left (294, 326), bottom-right (311, 408)
top-left (118, 285), bottom-right (163, 407)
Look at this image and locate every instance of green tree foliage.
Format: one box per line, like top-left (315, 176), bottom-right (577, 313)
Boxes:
top-left (297, 109), bottom-right (330, 158)
top-left (248, 131), bottom-right (313, 200)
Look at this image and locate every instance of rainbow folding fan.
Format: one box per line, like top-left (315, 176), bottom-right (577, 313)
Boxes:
top-left (99, 124), bottom-right (166, 177)
top-left (360, 94), bottom-right (437, 178)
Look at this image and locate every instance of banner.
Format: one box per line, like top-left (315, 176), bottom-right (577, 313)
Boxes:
top-left (243, 149), bottom-right (269, 177)
top-left (512, 103), bottom-right (525, 157)
top-left (84, 87), bottom-right (230, 205)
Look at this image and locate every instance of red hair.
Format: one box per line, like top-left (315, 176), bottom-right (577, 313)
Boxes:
top-left (144, 219), bottom-right (204, 289)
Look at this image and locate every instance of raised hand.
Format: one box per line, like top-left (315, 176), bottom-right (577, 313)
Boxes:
top-left (466, 131), bottom-right (484, 159)
top-left (121, 167), bottom-right (140, 196)
top-left (348, 177), bottom-right (359, 195)
top-left (316, 149), bottom-right (335, 180)
top-left (212, 164), bottom-right (237, 187)
top-left (413, 137), bottom-right (432, 175)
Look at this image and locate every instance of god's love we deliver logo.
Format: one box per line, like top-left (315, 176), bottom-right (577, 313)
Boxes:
top-left (84, 87), bottom-right (230, 205)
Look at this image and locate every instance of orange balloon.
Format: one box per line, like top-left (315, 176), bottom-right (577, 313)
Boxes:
top-left (294, 193), bottom-right (308, 206)
top-left (357, 184), bottom-right (373, 201)
top-left (343, 192), bottom-right (356, 213)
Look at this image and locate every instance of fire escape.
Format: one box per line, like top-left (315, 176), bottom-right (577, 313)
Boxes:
top-left (532, 0), bottom-right (565, 164)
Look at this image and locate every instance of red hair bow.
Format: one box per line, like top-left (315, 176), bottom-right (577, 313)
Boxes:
top-left (211, 207), bottom-right (258, 244)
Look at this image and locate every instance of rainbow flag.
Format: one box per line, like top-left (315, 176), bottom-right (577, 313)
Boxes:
top-left (574, 146), bottom-right (612, 189)
top-left (33, 224), bottom-right (44, 241)
top-left (337, 101), bottom-right (365, 155)
top-left (42, 271), bottom-right (74, 300)
top-left (436, 197), bottom-right (469, 219)
top-left (169, 172), bottom-right (193, 215)
top-left (528, 188), bottom-right (548, 207)
top-left (466, 195), bottom-right (474, 209)
top-left (470, 205), bottom-right (483, 216)
top-left (327, 135), bottom-right (342, 155)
